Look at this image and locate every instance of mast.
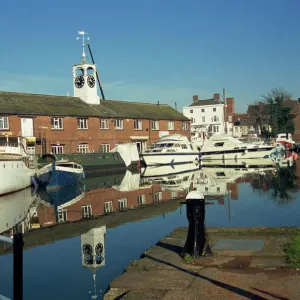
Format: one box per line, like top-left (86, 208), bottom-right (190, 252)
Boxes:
top-left (223, 88), bottom-right (227, 134)
top-left (87, 43), bottom-right (106, 100)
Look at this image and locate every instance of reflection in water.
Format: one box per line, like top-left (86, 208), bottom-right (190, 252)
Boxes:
top-left (0, 157), bottom-right (300, 299)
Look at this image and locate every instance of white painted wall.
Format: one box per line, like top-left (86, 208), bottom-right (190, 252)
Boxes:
top-left (183, 103), bottom-right (225, 134)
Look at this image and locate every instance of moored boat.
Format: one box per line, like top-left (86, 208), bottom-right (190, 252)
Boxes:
top-left (197, 134), bottom-right (284, 161)
top-left (37, 161), bottom-right (84, 189)
top-left (0, 137), bottom-right (37, 196)
top-left (140, 134), bottom-right (200, 167)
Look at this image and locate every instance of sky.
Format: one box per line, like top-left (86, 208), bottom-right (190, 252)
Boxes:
top-left (1, 0), bottom-right (300, 113)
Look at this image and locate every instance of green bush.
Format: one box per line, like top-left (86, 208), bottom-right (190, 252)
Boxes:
top-left (284, 235), bottom-right (300, 268)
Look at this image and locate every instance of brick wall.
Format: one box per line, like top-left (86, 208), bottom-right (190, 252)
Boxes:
top-left (37, 184), bottom-right (185, 226)
top-left (3, 116), bottom-right (190, 154)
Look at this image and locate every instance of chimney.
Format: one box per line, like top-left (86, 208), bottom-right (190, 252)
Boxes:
top-left (213, 93), bottom-right (220, 101)
top-left (226, 97), bottom-right (235, 115)
top-left (193, 95), bottom-right (198, 103)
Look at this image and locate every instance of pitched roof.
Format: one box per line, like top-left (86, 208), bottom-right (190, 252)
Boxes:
top-left (0, 91), bottom-right (188, 121)
top-left (96, 100), bottom-right (188, 120)
top-left (247, 103), bottom-right (270, 115)
top-left (189, 99), bottom-right (222, 107)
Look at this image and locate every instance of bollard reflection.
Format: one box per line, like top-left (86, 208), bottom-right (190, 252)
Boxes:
top-left (180, 190), bottom-right (213, 259)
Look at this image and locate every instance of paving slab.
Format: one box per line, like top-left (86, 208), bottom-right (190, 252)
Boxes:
top-left (121, 289), bottom-right (168, 299)
top-left (110, 269), bottom-right (194, 291)
top-left (213, 239), bottom-right (265, 250)
top-left (249, 257), bottom-right (287, 268)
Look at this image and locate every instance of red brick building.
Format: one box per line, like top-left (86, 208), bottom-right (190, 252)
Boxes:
top-left (0, 54), bottom-right (190, 154)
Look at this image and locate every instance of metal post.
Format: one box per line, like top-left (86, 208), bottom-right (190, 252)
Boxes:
top-left (13, 233), bottom-right (24, 300)
top-left (180, 191), bottom-right (213, 259)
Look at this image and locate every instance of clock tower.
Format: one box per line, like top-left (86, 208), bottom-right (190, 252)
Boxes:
top-left (73, 31), bottom-right (100, 105)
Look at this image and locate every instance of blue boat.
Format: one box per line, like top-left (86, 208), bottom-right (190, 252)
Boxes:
top-left (37, 161), bottom-right (84, 189)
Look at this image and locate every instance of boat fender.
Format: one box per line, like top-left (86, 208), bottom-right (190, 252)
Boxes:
top-left (31, 176), bottom-right (38, 189)
top-left (244, 149), bottom-right (248, 154)
top-left (82, 171), bottom-right (86, 179)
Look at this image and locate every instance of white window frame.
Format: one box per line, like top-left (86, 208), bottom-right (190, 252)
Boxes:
top-left (155, 192), bottom-right (163, 203)
top-left (58, 209), bottom-right (67, 222)
top-left (182, 121), bottom-right (188, 130)
top-left (51, 117), bottom-right (63, 130)
top-left (51, 145), bottom-right (64, 154)
top-left (201, 109), bottom-right (205, 112)
top-left (0, 116), bottom-right (9, 130)
top-left (190, 109), bottom-right (193, 113)
top-left (100, 119), bottom-right (109, 129)
top-left (171, 191), bottom-right (178, 199)
top-left (118, 198), bottom-right (128, 211)
top-left (82, 205), bottom-right (92, 218)
top-left (202, 116), bottom-right (205, 122)
top-left (101, 144), bottom-right (110, 153)
top-left (78, 118), bottom-right (88, 129)
top-left (114, 119), bottom-right (123, 130)
top-left (151, 120), bottom-right (159, 130)
top-left (78, 143), bottom-right (89, 153)
top-left (134, 120), bottom-right (142, 130)
top-left (168, 121), bottom-right (174, 130)
top-left (104, 201), bottom-right (113, 213)
top-left (213, 108), bottom-right (216, 112)
top-left (137, 194), bottom-right (146, 206)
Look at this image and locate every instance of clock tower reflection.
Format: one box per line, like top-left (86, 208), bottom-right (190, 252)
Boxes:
top-left (81, 226), bottom-right (106, 299)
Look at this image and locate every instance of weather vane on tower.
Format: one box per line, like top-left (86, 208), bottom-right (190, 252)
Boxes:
top-left (76, 31), bottom-right (90, 61)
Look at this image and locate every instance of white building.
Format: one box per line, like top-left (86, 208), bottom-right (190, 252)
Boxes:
top-left (183, 93), bottom-right (234, 141)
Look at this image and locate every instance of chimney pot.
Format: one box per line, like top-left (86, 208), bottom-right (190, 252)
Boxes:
top-left (193, 95), bottom-right (198, 103)
top-left (213, 93), bottom-right (220, 101)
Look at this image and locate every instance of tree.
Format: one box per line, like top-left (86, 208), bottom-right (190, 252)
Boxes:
top-left (262, 88), bottom-right (295, 136)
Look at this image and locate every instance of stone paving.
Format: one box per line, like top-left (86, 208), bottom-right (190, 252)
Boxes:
top-left (104, 227), bottom-right (300, 300)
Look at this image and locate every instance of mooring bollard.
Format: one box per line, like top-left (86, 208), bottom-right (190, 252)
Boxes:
top-left (180, 190), bottom-right (213, 259)
top-left (0, 233), bottom-right (24, 300)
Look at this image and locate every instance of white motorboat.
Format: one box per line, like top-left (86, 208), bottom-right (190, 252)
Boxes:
top-left (197, 135), bottom-right (284, 162)
top-left (0, 137), bottom-right (37, 196)
top-left (140, 134), bottom-right (200, 167)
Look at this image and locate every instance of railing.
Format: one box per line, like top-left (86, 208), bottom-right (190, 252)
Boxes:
top-left (0, 233), bottom-right (24, 300)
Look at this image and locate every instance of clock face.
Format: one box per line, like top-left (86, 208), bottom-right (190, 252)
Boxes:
top-left (75, 75), bottom-right (85, 88)
top-left (87, 75), bottom-right (96, 88)
top-left (82, 243), bottom-right (93, 255)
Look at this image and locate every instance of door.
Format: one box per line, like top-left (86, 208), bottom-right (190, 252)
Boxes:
top-left (21, 118), bottom-right (34, 137)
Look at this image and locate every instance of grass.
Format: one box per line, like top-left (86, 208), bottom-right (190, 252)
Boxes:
top-left (183, 254), bottom-right (195, 263)
top-left (284, 234), bottom-right (300, 268)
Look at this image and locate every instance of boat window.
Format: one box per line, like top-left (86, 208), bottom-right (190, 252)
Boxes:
top-left (181, 144), bottom-right (188, 149)
top-left (174, 144), bottom-right (180, 147)
top-left (234, 147), bottom-right (239, 149)
top-left (214, 142), bottom-right (224, 147)
top-left (241, 147), bottom-right (247, 149)
top-left (216, 172), bottom-right (226, 176)
top-left (152, 149), bottom-right (162, 152)
top-left (167, 149), bottom-right (176, 152)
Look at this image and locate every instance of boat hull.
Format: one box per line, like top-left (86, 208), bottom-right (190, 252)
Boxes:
top-left (200, 147), bottom-right (276, 161)
top-left (0, 157), bottom-right (36, 196)
top-left (38, 165), bottom-right (84, 189)
top-left (140, 153), bottom-right (200, 167)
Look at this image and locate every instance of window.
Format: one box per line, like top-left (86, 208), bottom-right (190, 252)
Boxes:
top-left (82, 205), bottom-right (92, 218)
top-left (155, 192), bottom-right (162, 203)
top-left (182, 122), bottom-right (188, 130)
top-left (151, 120), bottom-right (159, 130)
top-left (190, 110), bottom-right (193, 113)
top-left (137, 194), bottom-right (146, 206)
top-left (181, 144), bottom-right (188, 149)
top-left (51, 144), bottom-right (64, 154)
top-left (212, 116), bottom-right (219, 122)
top-left (104, 201), bottom-right (113, 213)
top-left (214, 142), bottom-right (224, 147)
top-left (213, 126), bottom-right (219, 133)
top-left (118, 198), bottom-right (128, 211)
top-left (201, 109), bottom-right (205, 112)
top-left (51, 117), bottom-right (63, 130)
top-left (114, 119), bottom-right (123, 130)
top-left (101, 144), bottom-right (110, 153)
top-left (213, 108), bottom-right (216, 112)
top-left (228, 116), bottom-right (232, 122)
top-left (134, 120), bottom-right (142, 130)
top-left (168, 121), bottom-right (174, 130)
top-left (0, 117), bottom-right (9, 130)
top-left (171, 191), bottom-right (178, 199)
top-left (202, 117), bottom-right (205, 122)
top-left (78, 143), bottom-right (89, 153)
top-left (78, 118), bottom-right (88, 129)
top-left (58, 209), bottom-right (67, 223)
top-left (100, 119), bottom-right (109, 129)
